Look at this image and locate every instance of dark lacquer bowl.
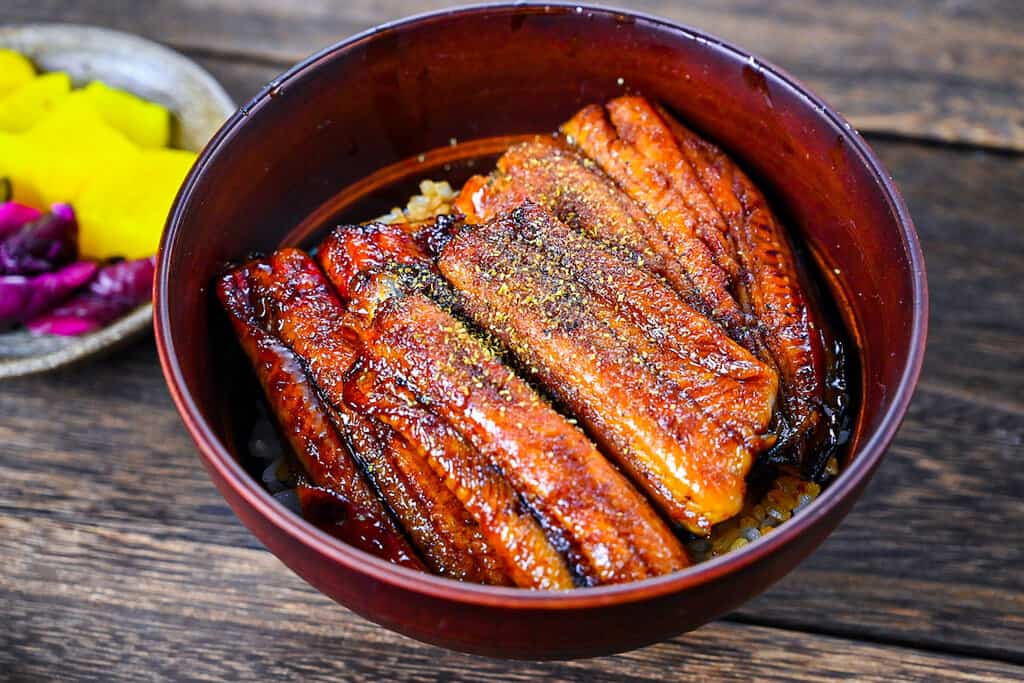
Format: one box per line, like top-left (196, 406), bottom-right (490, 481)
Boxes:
top-left (155, 3), bottom-right (927, 659)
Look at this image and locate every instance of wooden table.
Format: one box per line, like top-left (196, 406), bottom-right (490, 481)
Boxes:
top-left (2, 2), bottom-right (1021, 680)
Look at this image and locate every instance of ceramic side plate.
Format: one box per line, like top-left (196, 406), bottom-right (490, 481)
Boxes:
top-left (0, 23), bottom-right (235, 379)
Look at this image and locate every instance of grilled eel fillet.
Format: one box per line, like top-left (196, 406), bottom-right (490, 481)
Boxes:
top-left (455, 137), bottom-right (689, 294)
top-left (438, 203), bottom-right (779, 534)
top-left (316, 230), bottom-right (574, 589)
top-left (604, 96), bottom-right (826, 456)
top-left (660, 101), bottom-right (827, 453)
top-left (561, 105), bottom-right (748, 341)
top-left (317, 219), bottom-right (450, 300)
top-left (351, 279), bottom-right (690, 582)
top-left (216, 267), bottom-right (424, 570)
top-left (320, 226), bottom-right (688, 582)
top-left (344, 358), bottom-right (575, 589)
top-left (238, 251), bottom-right (511, 585)
top-left (317, 221), bottom-right (437, 301)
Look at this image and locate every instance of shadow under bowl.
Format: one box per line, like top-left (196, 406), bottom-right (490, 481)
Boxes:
top-left (155, 3), bottom-right (927, 659)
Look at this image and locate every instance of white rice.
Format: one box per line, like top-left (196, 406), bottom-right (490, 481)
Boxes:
top-left (376, 179), bottom-right (457, 224)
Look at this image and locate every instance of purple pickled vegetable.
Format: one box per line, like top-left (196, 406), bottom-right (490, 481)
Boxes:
top-left (26, 256), bottom-right (155, 336)
top-left (0, 203), bottom-right (79, 275)
top-left (0, 201), bottom-right (43, 242)
top-left (92, 256), bottom-right (156, 301)
top-left (0, 261), bottom-right (98, 328)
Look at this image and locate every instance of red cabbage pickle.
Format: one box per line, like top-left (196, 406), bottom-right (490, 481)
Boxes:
top-left (0, 261), bottom-right (98, 328)
top-left (26, 256), bottom-right (155, 336)
top-left (0, 203), bottom-right (79, 275)
top-left (0, 202), bottom-right (43, 242)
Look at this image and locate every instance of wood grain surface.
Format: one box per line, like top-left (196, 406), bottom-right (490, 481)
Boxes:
top-left (1, 2), bottom-right (1022, 681)
top-left (4, 0), bottom-right (1023, 151)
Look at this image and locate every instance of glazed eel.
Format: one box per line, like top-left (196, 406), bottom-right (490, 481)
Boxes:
top-left (320, 202), bottom-right (779, 533)
top-left (436, 203), bottom-right (778, 533)
top-left (565, 96), bottom-right (827, 461)
top-left (560, 104), bottom-right (748, 341)
top-left (319, 203), bottom-right (778, 533)
top-left (216, 266), bottom-right (424, 570)
top-left (314, 232), bottom-right (577, 588)
top-left (231, 251), bottom-right (512, 585)
top-left (455, 137), bottom-right (685, 295)
top-left (319, 227), bottom-right (690, 582)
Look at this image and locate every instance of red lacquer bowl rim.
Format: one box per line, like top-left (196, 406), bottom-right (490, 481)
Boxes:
top-left (155, 2), bottom-right (928, 610)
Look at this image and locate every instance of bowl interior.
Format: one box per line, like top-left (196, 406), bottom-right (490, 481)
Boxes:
top-left (159, 5), bottom-right (924, 600)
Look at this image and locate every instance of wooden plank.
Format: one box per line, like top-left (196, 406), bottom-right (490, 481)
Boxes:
top-left (3, 344), bottom-right (1020, 661)
top-left (871, 140), bottom-right (1024, 408)
top-left (2, 10), bottom-right (1024, 671)
top-left (0, 137), bottom-right (1021, 662)
top-left (1, 10), bottom-right (1022, 670)
top-left (3, 515), bottom-right (1022, 682)
top-left (2, 0), bottom-right (1022, 150)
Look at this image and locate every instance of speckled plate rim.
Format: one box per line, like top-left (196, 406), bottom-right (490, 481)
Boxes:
top-left (0, 23), bottom-right (235, 380)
